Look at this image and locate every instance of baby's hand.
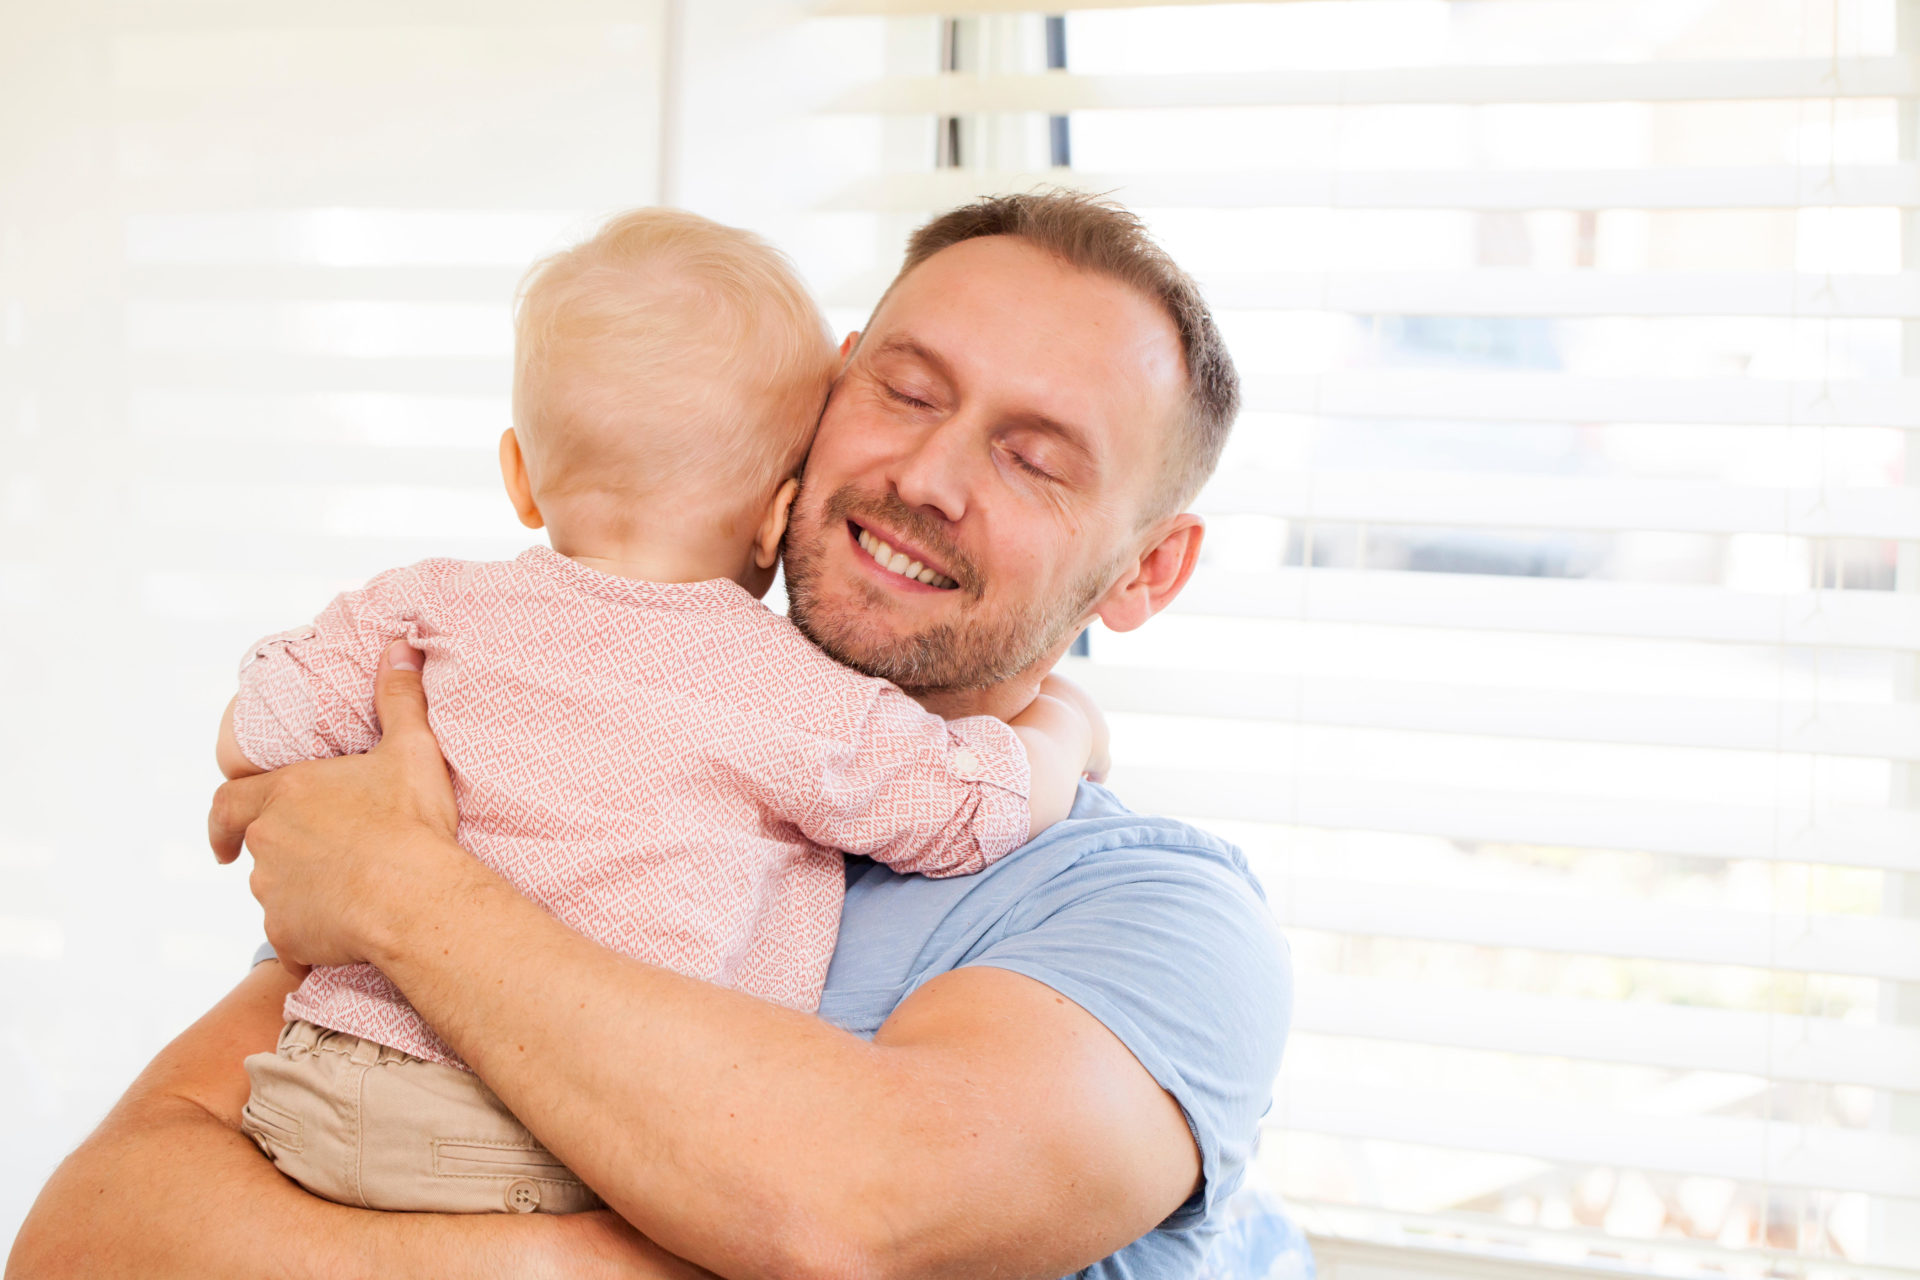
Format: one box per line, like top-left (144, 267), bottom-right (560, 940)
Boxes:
top-left (1039, 673), bottom-right (1110, 784)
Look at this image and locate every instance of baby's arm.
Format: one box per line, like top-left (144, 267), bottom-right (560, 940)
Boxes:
top-left (1009, 673), bottom-right (1107, 838)
top-left (227, 561), bottom-right (447, 774)
top-left (784, 670), bottom-right (1109, 877)
top-left (216, 697), bottom-right (263, 779)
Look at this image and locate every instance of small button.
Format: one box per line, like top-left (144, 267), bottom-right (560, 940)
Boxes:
top-left (506, 1179), bottom-right (542, 1213)
top-left (952, 748), bottom-right (981, 779)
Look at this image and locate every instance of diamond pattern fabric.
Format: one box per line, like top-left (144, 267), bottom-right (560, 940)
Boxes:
top-left (232, 546), bottom-right (1030, 1069)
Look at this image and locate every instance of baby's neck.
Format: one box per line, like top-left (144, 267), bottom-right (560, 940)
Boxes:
top-left (548, 522), bottom-right (754, 591)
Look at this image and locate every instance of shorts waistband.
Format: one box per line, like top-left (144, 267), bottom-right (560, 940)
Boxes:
top-left (280, 1018), bottom-right (422, 1067)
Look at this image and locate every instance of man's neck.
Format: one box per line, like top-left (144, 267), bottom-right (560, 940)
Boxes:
top-left (907, 652), bottom-right (1066, 723)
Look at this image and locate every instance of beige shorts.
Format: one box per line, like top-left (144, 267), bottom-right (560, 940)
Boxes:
top-left (241, 1019), bottom-right (604, 1215)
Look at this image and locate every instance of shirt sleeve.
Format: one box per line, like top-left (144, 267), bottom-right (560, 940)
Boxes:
top-left (791, 683), bottom-right (1032, 878)
top-left (229, 561), bottom-right (447, 771)
top-left (967, 841), bottom-right (1292, 1228)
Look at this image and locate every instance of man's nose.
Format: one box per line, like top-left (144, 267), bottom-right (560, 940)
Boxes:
top-left (890, 415), bottom-right (977, 524)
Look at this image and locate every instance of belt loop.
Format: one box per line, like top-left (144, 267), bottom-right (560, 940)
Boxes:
top-left (281, 1019), bottom-right (320, 1058)
top-left (347, 1036), bottom-right (382, 1067)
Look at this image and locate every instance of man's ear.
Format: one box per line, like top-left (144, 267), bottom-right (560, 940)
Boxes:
top-left (1091, 515), bottom-right (1205, 634)
top-left (839, 330), bottom-right (860, 364)
top-left (753, 477), bottom-right (800, 571)
top-left (498, 428), bottom-right (544, 530)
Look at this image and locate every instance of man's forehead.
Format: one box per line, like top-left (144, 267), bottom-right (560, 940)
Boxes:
top-left (864, 237), bottom-right (1186, 429)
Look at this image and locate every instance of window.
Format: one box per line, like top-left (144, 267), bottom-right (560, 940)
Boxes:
top-left (809, 1), bottom-right (1919, 1276)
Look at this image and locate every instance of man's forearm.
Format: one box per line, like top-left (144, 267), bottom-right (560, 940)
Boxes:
top-left (3, 965), bottom-right (641, 1280)
top-left (362, 843), bottom-right (908, 1280)
top-left (362, 834), bottom-right (1196, 1280)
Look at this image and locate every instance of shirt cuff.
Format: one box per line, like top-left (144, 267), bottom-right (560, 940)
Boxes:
top-left (944, 714), bottom-right (1031, 796)
top-left (231, 628), bottom-right (327, 771)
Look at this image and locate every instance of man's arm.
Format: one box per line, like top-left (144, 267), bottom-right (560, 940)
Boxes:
top-left (4, 953), bottom-right (712, 1280)
top-left (207, 643), bottom-right (1202, 1280)
top-left (369, 878), bottom-right (1194, 1280)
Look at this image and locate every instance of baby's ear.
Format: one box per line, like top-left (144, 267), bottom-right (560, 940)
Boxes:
top-left (498, 428), bottom-right (544, 530)
top-left (753, 477), bottom-right (800, 570)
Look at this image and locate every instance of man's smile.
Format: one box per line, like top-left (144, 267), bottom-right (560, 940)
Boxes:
top-left (847, 519), bottom-right (960, 591)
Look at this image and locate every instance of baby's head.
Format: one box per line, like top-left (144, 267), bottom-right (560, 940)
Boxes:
top-left (503, 208), bottom-right (835, 593)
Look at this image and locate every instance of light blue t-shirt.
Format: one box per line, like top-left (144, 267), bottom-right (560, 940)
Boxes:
top-left (255, 783), bottom-right (1292, 1278)
top-left (819, 782), bottom-right (1293, 1279)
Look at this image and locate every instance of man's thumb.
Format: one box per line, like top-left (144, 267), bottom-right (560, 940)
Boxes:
top-left (374, 639), bottom-right (431, 739)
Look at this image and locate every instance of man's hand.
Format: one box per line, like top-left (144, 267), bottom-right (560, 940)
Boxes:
top-left (207, 640), bottom-right (464, 971)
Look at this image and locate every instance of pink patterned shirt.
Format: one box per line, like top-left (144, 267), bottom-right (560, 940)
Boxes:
top-left (233, 546), bottom-right (1031, 1069)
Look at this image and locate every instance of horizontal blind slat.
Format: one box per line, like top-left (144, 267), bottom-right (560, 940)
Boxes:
top-left (1197, 468), bottom-right (1920, 540)
top-left (829, 268), bottom-right (1920, 319)
top-left (1065, 662), bottom-right (1920, 761)
top-left (1270, 872), bottom-right (1920, 979)
top-left (111, 0), bottom-right (661, 29)
top-left (816, 0), bottom-right (1531, 13)
top-left (1293, 973), bottom-right (1920, 1092)
top-left (119, 174), bottom-right (648, 212)
top-left (1271, 1079), bottom-right (1920, 1197)
top-left (1173, 567), bottom-right (1920, 650)
top-left (832, 57), bottom-right (1920, 113)
top-left (127, 351), bottom-right (509, 396)
top-left (828, 165), bottom-right (1920, 212)
top-left (1198, 269), bottom-right (1920, 319)
top-left (1119, 764), bottom-right (1920, 872)
top-left (1289, 1208), bottom-right (1920, 1280)
top-left (1241, 370), bottom-right (1920, 428)
top-left (124, 264), bottom-right (525, 303)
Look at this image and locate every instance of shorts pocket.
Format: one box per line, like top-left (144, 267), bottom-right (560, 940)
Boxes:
top-left (431, 1139), bottom-right (582, 1183)
top-left (240, 1093), bottom-right (304, 1155)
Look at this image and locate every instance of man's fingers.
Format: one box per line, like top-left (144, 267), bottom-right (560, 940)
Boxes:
top-left (373, 639), bottom-right (432, 745)
top-left (208, 772), bottom-right (275, 864)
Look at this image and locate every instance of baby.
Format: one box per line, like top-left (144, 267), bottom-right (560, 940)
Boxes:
top-left (219, 209), bottom-right (1102, 1215)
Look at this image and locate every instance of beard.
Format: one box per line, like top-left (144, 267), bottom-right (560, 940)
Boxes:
top-left (783, 480), bottom-right (1114, 695)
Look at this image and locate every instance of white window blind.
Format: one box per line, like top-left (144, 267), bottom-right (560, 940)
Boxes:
top-left (806, 1), bottom-right (1920, 1277)
top-left (0, 0), bottom-right (676, 1244)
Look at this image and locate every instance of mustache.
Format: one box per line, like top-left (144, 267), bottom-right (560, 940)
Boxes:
top-left (821, 485), bottom-right (982, 597)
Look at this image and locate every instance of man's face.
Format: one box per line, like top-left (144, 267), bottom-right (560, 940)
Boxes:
top-left (783, 235), bottom-right (1187, 695)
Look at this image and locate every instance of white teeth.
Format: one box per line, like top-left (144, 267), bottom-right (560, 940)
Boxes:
top-left (855, 525), bottom-right (955, 589)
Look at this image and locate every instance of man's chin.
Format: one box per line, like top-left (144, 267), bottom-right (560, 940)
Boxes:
top-left (790, 585), bottom-right (939, 685)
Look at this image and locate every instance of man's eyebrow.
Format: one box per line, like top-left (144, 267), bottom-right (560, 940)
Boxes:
top-left (868, 335), bottom-right (955, 383)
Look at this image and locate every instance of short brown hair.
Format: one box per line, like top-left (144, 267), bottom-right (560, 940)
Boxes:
top-left (895, 189), bottom-right (1239, 517)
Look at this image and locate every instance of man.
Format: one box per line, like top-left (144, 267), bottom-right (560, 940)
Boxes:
top-left (9, 192), bottom-right (1291, 1279)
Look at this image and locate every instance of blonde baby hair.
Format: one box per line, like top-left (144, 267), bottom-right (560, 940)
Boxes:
top-left (511, 208), bottom-right (835, 533)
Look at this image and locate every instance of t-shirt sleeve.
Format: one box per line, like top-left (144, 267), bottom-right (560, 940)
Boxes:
top-left (966, 842), bottom-right (1292, 1228)
top-left (790, 683), bottom-right (1032, 878)
top-left (230, 560), bottom-right (448, 771)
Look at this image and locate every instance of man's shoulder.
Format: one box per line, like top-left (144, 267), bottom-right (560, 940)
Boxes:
top-left (824, 782), bottom-right (1284, 1032)
top-left (969, 782), bottom-right (1273, 929)
top-left (1025, 782), bottom-right (1262, 880)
